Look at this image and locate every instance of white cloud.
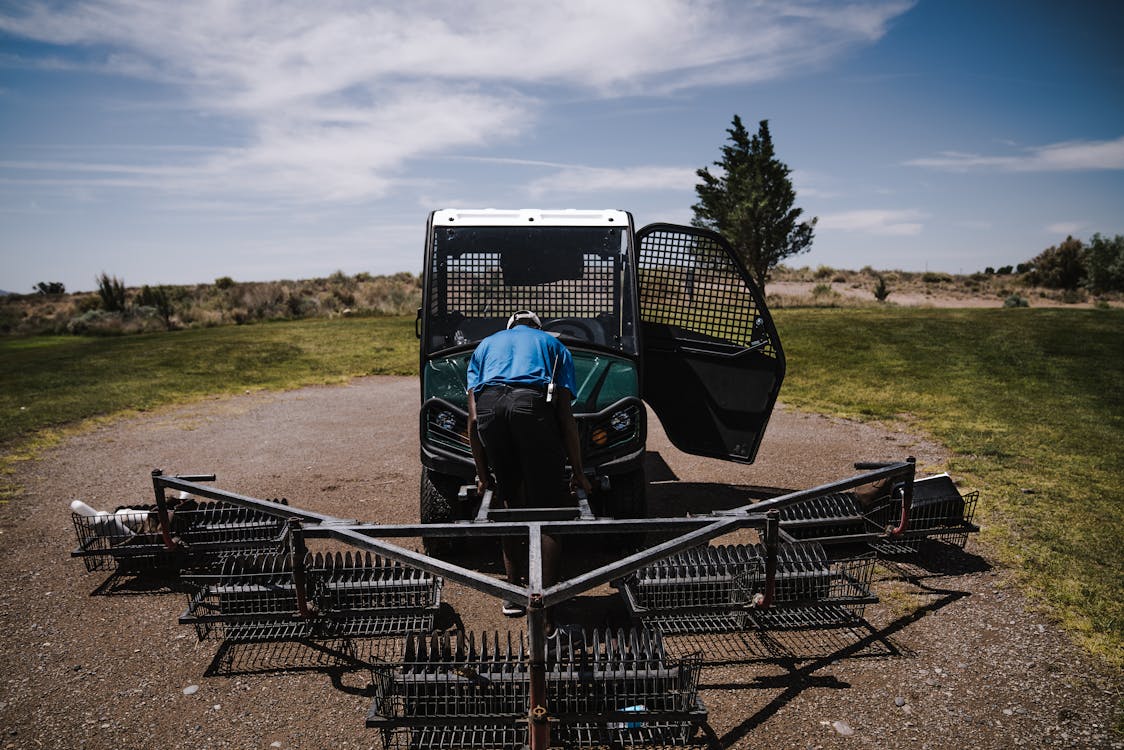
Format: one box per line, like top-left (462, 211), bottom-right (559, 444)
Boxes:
top-left (905, 136), bottom-right (1124, 172)
top-left (527, 165), bottom-right (697, 197)
top-left (0, 1), bottom-right (911, 203)
top-left (818, 209), bottom-right (925, 235)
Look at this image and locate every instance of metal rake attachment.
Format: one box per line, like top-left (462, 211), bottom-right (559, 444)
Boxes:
top-left (778, 473), bottom-right (979, 553)
top-left (180, 548), bottom-right (443, 643)
top-left (70, 496), bottom-right (289, 572)
top-left (617, 542), bottom-right (877, 633)
top-left (367, 628), bottom-right (711, 750)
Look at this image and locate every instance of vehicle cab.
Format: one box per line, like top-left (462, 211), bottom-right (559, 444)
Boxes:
top-left (417, 208), bottom-right (784, 530)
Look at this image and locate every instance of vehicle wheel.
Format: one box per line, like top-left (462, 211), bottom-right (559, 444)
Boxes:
top-left (600, 468), bottom-right (648, 552)
top-left (601, 467), bottom-right (647, 519)
top-left (420, 469), bottom-right (463, 557)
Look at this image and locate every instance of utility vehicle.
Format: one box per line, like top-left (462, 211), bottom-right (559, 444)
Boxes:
top-left (417, 209), bottom-right (785, 537)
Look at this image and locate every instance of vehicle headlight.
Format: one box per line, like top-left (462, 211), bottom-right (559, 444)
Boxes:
top-left (609, 409), bottom-right (632, 432)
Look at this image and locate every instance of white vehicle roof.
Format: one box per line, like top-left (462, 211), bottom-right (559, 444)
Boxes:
top-left (432, 208), bottom-right (629, 227)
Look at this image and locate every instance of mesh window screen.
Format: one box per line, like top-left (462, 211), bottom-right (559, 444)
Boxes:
top-left (438, 252), bottom-right (616, 319)
top-left (638, 228), bottom-right (776, 357)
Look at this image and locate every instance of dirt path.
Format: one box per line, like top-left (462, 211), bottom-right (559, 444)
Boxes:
top-left (0, 377), bottom-right (1119, 749)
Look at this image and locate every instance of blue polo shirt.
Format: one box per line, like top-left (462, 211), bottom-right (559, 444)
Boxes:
top-left (467, 326), bottom-right (578, 399)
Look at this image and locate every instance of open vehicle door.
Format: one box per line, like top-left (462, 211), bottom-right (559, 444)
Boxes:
top-left (637, 224), bottom-right (785, 463)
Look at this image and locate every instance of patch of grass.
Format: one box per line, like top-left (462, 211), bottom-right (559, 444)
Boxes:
top-left (0, 316), bottom-right (416, 450)
top-left (775, 307), bottom-right (1124, 665)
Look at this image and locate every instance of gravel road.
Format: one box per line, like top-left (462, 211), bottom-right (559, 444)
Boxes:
top-left (0, 376), bottom-right (1119, 749)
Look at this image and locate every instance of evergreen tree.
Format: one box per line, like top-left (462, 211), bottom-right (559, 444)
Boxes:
top-left (692, 116), bottom-right (816, 290)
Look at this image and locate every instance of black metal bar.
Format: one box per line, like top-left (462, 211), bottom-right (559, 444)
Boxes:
top-left (326, 527), bottom-right (524, 603)
top-left (760, 511), bottom-right (779, 608)
top-left (473, 488), bottom-right (493, 522)
top-left (539, 516), bottom-right (746, 608)
top-left (738, 461), bottom-right (915, 515)
top-left (150, 469), bottom-right (177, 550)
top-left (287, 520), bottom-right (315, 619)
top-left (527, 525), bottom-right (547, 748)
top-left (322, 515), bottom-right (731, 539)
top-left (153, 474), bottom-right (348, 526)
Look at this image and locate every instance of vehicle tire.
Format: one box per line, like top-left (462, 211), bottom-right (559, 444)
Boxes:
top-left (599, 467), bottom-right (648, 553)
top-left (420, 469), bottom-right (463, 557)
top-left (601, 467), bottom-right (647, 519)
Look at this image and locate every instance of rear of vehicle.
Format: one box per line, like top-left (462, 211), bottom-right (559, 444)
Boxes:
top-left (418, 209), bottom-right (646, 526)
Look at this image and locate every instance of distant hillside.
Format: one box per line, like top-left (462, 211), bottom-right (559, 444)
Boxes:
top-left (2, 264), bottom-right (1118, 338)
top-left (0, 271), bottom-right (421, 336)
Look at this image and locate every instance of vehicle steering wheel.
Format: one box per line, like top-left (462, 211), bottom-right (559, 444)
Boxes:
top-left (541, 317), bottom-right (603, 345)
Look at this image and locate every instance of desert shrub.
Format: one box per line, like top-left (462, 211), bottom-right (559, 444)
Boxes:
top-left (814, 265), bottom-right (835, 280)
top-left (96, 273), bottom-right (127, 312)
top-left (1084, 233), bottom-right (1124, 293)
top-left (832, 273), bottom-right (848, 283)
top-left (35, 281), bottom-right (66, 295)
top-left (1039, 288), bottom-right (1089, 304)
top-left (997, 265), bottom-right (1014, 275)
top-left (1003, 294), bottom-right (1029, 308)
top-left (333, 288), bottom-right (356, 307)
top-left (922, 271), bottom-right (953, 284)
top-left (1024, 236), bottom-right (1085, 289)
top-left (328, 269), bottom-right (352, 286)
top-left (136, 285), bottom-right (175, 328)
top-left (286, 294), bottom-right (318, 318)
top-left (236, 282), bottom-right (287, 320)
top-left (75, 294), bottom-right (101, 313)
top-left (873, 275), bottom-right (891, 302)
top-left (67, 309), bottom-right (120, 334)
top-left (214, 276), bottom-right (236, 290)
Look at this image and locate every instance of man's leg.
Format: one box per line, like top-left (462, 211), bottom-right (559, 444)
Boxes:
top-left (475, 388), bottom-right (526, 591)
top-left (508, 390), bottom-right (569, 630)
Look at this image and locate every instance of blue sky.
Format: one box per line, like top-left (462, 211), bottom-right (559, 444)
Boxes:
top-left (1, 0), bottom-right (1122, 293)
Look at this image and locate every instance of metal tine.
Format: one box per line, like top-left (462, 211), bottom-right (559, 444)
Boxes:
top-left (404, 632), bottom-right (417, 666)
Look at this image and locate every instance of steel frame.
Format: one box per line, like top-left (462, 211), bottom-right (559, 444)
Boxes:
top-left (121, 460), bottom-right (927, 750)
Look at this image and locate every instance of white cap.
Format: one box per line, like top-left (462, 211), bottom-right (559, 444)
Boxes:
top-left (506, 310), bottom-right (542, 329)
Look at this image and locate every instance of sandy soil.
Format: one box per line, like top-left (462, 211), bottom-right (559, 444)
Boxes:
top-left (766, 281), bottom-right (1110, 309)
top-left (0, 377), bottom-right (1119, 749)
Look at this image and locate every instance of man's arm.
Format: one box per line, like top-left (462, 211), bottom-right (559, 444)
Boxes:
top-left (553, 387), bottom-right (592, 493)
top-left (467, 388), bottom-right (491, 496)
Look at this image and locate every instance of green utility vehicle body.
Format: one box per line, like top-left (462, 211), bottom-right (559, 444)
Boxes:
top-left (417, 208), bottom-right (784, 527)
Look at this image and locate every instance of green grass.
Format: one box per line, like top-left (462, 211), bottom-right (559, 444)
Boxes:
top-left (775, 307), bottom-right (1123, 664)
top-left (2, 308), bottom-right (1121, 664)
top-left (0, 316), bottom-right (416, 449)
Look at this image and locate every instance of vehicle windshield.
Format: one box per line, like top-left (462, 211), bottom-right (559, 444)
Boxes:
top-left (423, 225), bottom-right (638, 356)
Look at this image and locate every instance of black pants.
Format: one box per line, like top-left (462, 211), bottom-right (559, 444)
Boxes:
top-left (475, 385), bottom-right (567, 508)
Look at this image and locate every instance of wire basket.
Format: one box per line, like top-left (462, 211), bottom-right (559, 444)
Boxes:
top-left (181, 550), bottom-right (443, 643)
top-left (70, 499), bottom-right (290, 572)
top-left (777, 492), bottom-right (883, 544)
top-left (619, 542), bottom-right (877, 632)
top-left (367, 629), bottom-right (708, 750)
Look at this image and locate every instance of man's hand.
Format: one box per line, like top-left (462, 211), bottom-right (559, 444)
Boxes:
top-left (570, 471), bottom-right (592, 494)
top-left (476, 475), bottom-right (492, 497)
